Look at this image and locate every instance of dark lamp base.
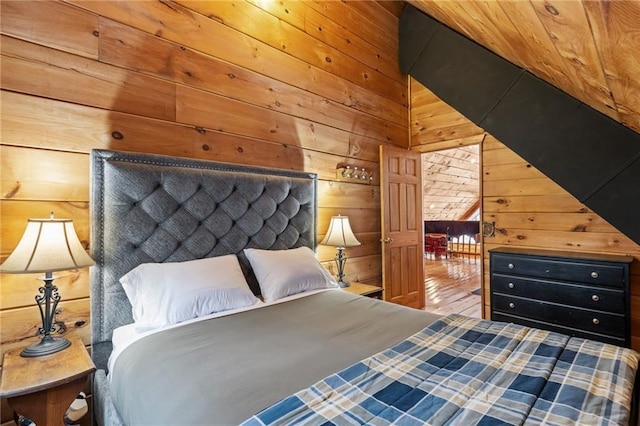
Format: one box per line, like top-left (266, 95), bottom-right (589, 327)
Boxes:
top-left (338, 281), bottom-right (350, 288)
top-left (21, 336), bottom-right (71, 358)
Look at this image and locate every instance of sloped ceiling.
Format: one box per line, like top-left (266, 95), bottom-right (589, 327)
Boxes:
top-left (422, 144), bottom-right (480, 221)
top-left (407, 0), bottom-right (640, 135)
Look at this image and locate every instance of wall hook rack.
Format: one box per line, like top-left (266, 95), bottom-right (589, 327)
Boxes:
top-left (336, 164), bottom-right (373, 184)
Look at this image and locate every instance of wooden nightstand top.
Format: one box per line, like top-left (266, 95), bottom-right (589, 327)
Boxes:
top-left (343, 282), bottom-right (383, 298)
top-left (0, 336), bottom-right (95, 399)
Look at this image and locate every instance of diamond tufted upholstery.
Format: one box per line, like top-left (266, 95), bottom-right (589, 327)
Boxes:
top-left (90, 150), bottom-right (317, 370)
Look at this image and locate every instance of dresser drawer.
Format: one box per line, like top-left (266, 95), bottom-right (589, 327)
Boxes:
top-left (492, 274), bottom-right (625, 313)
top-left (492, 294), bottom-right (625, 338)
top-left (491, 253), bottom-right (626, 288)
top-left (491, 312), bottom-right (626, 347)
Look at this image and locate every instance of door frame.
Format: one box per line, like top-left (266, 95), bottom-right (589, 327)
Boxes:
top-left (413, 140), bottom-right (485, 317)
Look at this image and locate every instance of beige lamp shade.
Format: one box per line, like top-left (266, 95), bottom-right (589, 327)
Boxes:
top-left (320, 215), bottom-right (361, 248)
top-left (0, 217), bottom-right (95, 274)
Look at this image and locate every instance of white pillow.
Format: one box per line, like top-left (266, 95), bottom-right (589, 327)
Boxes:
top-left (120, 255), bottom-right (259, 328)
top-left (244, 246), bottom-right (338, 302)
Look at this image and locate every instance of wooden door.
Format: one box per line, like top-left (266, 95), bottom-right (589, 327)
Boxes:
top-left (380, 145), bottom-right (425, 308)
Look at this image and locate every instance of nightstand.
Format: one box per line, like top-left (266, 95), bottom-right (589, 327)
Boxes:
top-left (0, 336), bottom-right (95, 426)
top-left (343, 282), bottom-right (383, 299)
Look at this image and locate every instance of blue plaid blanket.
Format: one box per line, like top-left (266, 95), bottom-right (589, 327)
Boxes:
top-left (243, 314), bottom-right (639, 425)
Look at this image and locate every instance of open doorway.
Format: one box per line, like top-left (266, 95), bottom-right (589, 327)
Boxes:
top-left (421, 144), bottom-right (481, 318)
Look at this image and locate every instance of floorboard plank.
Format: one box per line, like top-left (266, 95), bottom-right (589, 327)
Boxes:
top-left (423, 256), bottom-right (481, 318)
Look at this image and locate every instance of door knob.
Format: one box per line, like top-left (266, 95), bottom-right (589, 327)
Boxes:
top-left (380, 237), bottom-right (393, 243)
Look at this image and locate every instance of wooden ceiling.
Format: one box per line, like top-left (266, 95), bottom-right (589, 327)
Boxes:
top-left (407, 0), bottom-right (640, 135)
top-left (422, 144), bottom-right (480, 221)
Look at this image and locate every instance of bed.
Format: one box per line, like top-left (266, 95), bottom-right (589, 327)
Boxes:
top-left (90, 150), bottom-right (639, 425)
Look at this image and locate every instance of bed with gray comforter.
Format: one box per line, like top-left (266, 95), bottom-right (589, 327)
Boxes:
top-left (90, 150), bottom-right (638, 425)
top-left (108, 291), bottom-right (440, 425)
top-left (90, 149), bottom-right (440, 425)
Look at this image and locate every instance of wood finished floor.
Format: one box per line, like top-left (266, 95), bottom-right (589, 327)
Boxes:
top-left (423, 255), bottom-right (481, 318)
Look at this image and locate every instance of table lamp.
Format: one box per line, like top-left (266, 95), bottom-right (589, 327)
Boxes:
top-left (0, 213), bottom-right (94, 357)
top-left (320, 215), bottom-right (361, 287)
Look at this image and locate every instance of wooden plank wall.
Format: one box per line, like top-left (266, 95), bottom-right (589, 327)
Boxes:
top-left (410, 81), bottom-right (640, 351)
top-left (0, 0), bottom-right (407, 367)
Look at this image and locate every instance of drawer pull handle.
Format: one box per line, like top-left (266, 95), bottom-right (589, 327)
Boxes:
top-left (508, 283), bottom-right (515, 289)
top-left (509, 302), bottom-right (515, 309)
top-left (592, 295), bottom-right (600, 302)
top-left (508, 263), bottom-right (515, 269)
top-left (591, 271), bottom-right (599, 279)
top-left (592, 318), bottom-right (600, 325)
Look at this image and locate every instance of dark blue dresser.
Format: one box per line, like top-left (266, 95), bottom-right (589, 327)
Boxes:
top-left (490, 247), bottom-right (633, 347)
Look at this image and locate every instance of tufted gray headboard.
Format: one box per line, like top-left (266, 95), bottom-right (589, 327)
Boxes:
top-left (90, 150), bottom-right (317, 370)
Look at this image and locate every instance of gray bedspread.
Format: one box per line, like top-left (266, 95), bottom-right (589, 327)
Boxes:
top-left (110, 290), bottom-right (440, 425)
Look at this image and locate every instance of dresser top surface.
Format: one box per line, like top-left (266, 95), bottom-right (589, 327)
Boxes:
top-left (489, 247), bottom-right (633, 264)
